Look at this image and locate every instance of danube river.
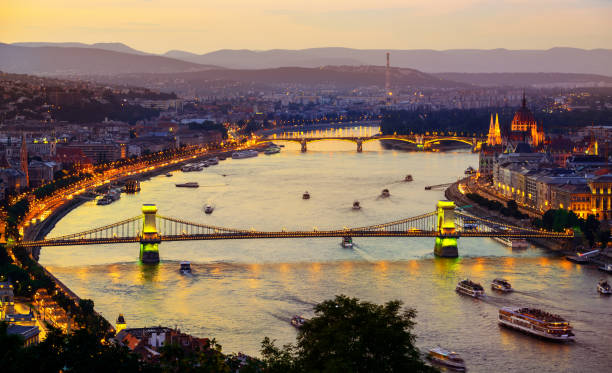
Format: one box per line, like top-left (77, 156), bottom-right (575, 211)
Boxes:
top-left (41, 138), bottom-right (611, 372)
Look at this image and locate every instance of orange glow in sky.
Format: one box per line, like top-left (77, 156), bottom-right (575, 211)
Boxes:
top-left (1, 1), bottom-right (610, 53)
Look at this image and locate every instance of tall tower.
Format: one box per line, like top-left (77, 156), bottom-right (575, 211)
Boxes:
top-left (385, 52), bottom-right (392, 106)
top-left (494, 113), bottom-right (502, 145)
top-left (20, 134), bottom-right (29, 188)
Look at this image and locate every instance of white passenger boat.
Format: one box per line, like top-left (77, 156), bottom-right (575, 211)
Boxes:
top-left (492, 236), bottom-right (528, 249)
top-left (498, 307), bottom-right (575, 341)
top-left (427, 347), bottom-right (466, 371)
top-left (456, 279), bottom-right (485, 297)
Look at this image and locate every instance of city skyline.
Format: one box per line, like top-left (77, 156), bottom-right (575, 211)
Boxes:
top-left (1, 0), bottom-right (611, 54)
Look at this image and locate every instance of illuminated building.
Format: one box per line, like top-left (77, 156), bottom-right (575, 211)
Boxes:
top-left (116, 314), bottom-right (127, 334)
top-left (486, 113), bottom-right (502, 146)
top-left (509, 93), bottom-right (545, 147)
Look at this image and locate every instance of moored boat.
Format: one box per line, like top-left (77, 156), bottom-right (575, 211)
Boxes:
top-left (352, 200), bottom-right (361, 210)
top-left (427, 347), bottom-right (466, 371)
top-left (598, 263), bottom-right (612, 273)
top-left (124, 180), bottom-right (140, 193)
top-left (290, 315), bottom-right (306, 329)
top-left (464, 166), bottom-right (476, 175)
top-left (176, 182), bottom-right (199, 188)
top-left (264, 146), bottom-right (281, 155)
top-left (179, 261), bottom-right (192, 274)
top-left (498, 307), bottom-right (575, 341)
top-left (96, 196), bottom-right (112, 205)
top-left (165, 173), bottom-right (173, 177)
top-left (232, 150), bottom-right (258, 159)
top-left (491, 278), bottom-right (513, 292)
top-left (456, 279), bottom-right (484, 297)
top-left (597, 280), bottom-right (612, 295)
top-left (208, 157), bottom-right (219, 165)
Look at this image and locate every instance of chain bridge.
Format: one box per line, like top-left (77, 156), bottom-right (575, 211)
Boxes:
top-left (18, 201), bottom-right (572, 264)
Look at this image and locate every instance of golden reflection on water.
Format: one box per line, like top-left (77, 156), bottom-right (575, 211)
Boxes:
top-left (138, 264), bottom-right (159, 283)
top-left (75, 266), bottom-right (90, 282)
top-left (503, 257), bottom-right (515, 268)
top-left (406, 260), bottom-right (420, 276)
top-left (107, 264), bottom-right (121, 283)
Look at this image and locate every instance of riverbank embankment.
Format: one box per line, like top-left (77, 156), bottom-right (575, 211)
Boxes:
top-left (445, 179), bottom-right (571, 253)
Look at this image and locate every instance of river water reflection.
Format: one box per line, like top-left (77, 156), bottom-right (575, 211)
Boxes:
top-left (41, 138), bottom-right (612, 372)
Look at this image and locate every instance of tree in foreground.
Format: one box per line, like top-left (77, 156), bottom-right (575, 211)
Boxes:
top-left (261, 295), bottom-right (437, 373)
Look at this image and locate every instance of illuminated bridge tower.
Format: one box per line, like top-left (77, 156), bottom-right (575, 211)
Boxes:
top-left (140, 204), bottom-right (161, 264)
top-left (434, 200), bottom-right (459, 257)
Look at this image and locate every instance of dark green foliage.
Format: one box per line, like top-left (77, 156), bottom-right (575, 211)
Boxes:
top-left (186, 121), bottom-right (228, 139)
top-left (33, 173), bottom-right (92, 199)
top-left (2, 327), bottom-right (142, 373)
top-left (260, 295), bottom-right (437, 373)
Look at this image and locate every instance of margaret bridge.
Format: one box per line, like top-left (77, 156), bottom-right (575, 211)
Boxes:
top-left (261, 131), bottom-right (487, 152)
top-left (18, 201), bottom-right (573, 264)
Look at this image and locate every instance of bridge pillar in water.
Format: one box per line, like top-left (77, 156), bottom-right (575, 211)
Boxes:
top-left (300, 139), bottom-right (307, 152)
top-left (140, 204), bottom-right (161, 264)
top-left (356, 139), bottom-right (363, 153)
top-left (434, 200), bottom-right (459, 257)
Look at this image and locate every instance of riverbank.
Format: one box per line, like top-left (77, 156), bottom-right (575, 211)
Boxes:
top-left (445, 179), bottom-right (571, 253)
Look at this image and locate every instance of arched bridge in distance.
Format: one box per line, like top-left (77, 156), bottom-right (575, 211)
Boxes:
top-left (18, 201), bottom-right (572, 264)
top-left (259, 132), bottom-right (487, 152)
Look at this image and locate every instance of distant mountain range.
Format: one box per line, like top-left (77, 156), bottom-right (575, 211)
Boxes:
top-left (162, 47), bottom-right (612, 75)
top-left (106, 65), bottom-right (467, 90)
top-left (2, 42), bottom-right (612, 81)
top-left (0, 43), bottom-right (217, 75)
top-left (434, 73), bottom-right (612, 87)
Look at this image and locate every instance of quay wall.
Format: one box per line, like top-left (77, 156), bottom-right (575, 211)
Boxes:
top-left (444, 180), bottom-right (570, 253)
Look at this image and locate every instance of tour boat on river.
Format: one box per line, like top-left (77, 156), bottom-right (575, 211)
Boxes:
top-left (498, 307), bottom-right (575, 341)
top-left (302, 191), bottom-right (310, 200)
top-left (404, 174), bottom-right (413, 182)
top-left (456, 279), bottom-right (484, 297)
top-left (204, 204), bottom-right (214, 214)
top-left (352, 201), bottom-right (361, 210)
top-left (381, 189), bottom-right (390, 198)
top-left (176, 182), bottom-right (199, 188)
top-left (341, 236), bottom-right (353, 248)
top-left (597, 280), bottom-right (612, 295)
top-left (290, 315), bottom-right (306, 329)
top-left (179, 261), bottom-right (192, 275)
top-left (491, 278), bottom-right (513, 292)
top-left (427, 347), bottom-right (466, 371)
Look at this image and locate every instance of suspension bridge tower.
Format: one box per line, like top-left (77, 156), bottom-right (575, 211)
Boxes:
top-left (434, 200), bottom-right (459, 257)
top-left (140, 204), bottom-right (161, 264)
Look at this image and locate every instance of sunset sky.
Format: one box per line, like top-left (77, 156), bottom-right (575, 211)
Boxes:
top-left (1, 0), bottom-right (610, 54)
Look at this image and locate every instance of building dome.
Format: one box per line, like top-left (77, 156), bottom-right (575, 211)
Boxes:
top-left (511, 93), bottom-right (537, 132)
